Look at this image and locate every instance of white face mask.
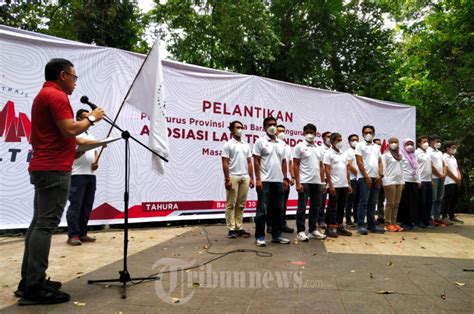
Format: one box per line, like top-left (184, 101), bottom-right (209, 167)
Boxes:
top-left (277, 132), bottom-right (285, 140)
top-left (234, 128), bottom-right (243, 138)
top-left (389, 143), bottom-right (398, 150)
top-left (350, 141), bottom-right (358, 148)
top-left (335, 142), bottom-right (343, 150)
top-left (324, 138), bottom-right (331, 146)
top-left (434, 142), bottom-right (441, 149)
top-left (267, 126), bottom-right (277, 136)
top-left (364, 134), bottom-right (373, 142)
top-left (421, 142), bottom-right (429, 150)
top-left (305, 134), bottom-right (315, 142)
top-left (405, 145), bottom-right (415, 153)
top-left (450, 148), bottom-right (457, 155)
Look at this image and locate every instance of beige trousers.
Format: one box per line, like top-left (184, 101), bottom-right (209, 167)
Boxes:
top-left (225, 176), bottom-right (250, 231)
top-left (384, 184), bottom-right (404, 225)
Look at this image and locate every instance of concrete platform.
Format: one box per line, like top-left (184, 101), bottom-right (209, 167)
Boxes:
top-left (1, 214), bottom-right (473, 313)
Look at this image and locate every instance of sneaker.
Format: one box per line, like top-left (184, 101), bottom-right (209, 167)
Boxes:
top-left (79, 235), bottom-right (96, 242)
top-left (227, 231), bottom-right (238, 239)
top-left (450, 217), bottom-right (464, 224)
top-left (432, 220), bottom-right (442, 226)
top-left (324, 228), bottom-right (338, 238)
top-left (337, 227), bottom-right (352, 236)
top-left (369, 226), bottom-right (385, 234)
top-left (441, 218), bottom-right (453, 226)
top-left (318, 223), bottom-right (327, 229)
top-left (296, 232), bottom-right (309, 242)
top-left (66, 237), bottom-right (81, 246)
top-left (425, 222), bottom-right (435, 229)
top-left (346, 221), bottom-right (356, 227)
top-left (395, 225), bottom-right (404, 232)
top-left (401, 224), bottom-right (412, 230)
top-left (282, 225), bottom-right (295, 233)
top-left (18, 281), bottom-right (70, 306)
top-left (386, 225), bottom-right (398, 232)
top-left (415, 222), bottom-right (426, 229)
top-left (15, 278), bottom-right (62, 298)
top-left (256, 237), bottom-right (266, 247)
top-left (357, 227), bottom-right (368, 235)
top-left (271, 237), bottom-right (291, 244)
top-left (236, 229), bottom-right (251, 238)
top-left (308, 230), bottom-right (327, 240)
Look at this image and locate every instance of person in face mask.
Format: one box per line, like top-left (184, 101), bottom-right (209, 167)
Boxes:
top-left (293, 123), bottom-right (327, 242)
top-left (274, 124), bottom-right (295, 233)
top-left (354, 125), bottom-right (385, 235)
top-left (416, 135), bottom-right (434, 228)
top-left (323, 133), bottom-right (353, 237)
top-left (344, 134), bottom-right (360, 227)
top-left (221, 121), bottom-right (254, 239)
top-left (399, 138), bottom-right (421, 230)
top-left (319, 131), bottom-right (332, 229)
top-left (381, 137), bottom-right (404, 232)
top-left (428, 134), bottom-right (447, 226)
top-left (253, 117), bottom-right (290, 246)
top-left (441, 141), bottom-right (463, 224)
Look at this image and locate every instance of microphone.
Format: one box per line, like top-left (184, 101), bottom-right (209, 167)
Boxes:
top-left (80, 96), bottom-right (97, 110)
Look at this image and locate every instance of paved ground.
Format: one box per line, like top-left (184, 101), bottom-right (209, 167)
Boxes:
top-left (1, 214), bottom-right (473, 313)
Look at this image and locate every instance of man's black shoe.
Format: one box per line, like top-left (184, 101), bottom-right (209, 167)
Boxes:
top-left (15, 278), bottom-right (62, 298)
top-left (18, 281), bottom-right (69, 306)
top-left (281, 225), bottom-right (294, 233)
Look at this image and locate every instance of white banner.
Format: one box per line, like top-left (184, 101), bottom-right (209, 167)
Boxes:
top-left (0, 26), bottom-right (416, 229)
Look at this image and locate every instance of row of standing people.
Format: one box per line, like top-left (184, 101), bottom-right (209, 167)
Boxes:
top-left (221, 118), bottom-right (463, 246)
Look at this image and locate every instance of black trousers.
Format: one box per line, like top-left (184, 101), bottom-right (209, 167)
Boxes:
top-left (398, 182), bottom-right (419, 225)
top-left (345, 179), bottom-right (359, 222)
top-left (326, 187), bottom-right (349, 225)
top-left (419, 181), bottom-right (433, 224)
top-left (441, 184), bottom-right (458, 219)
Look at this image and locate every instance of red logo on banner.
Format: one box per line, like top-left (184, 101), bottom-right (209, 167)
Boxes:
top-left (0, 101), bottom-right (31, 142)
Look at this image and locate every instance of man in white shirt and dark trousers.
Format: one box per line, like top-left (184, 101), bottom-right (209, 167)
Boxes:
top-left (222, 121), bottom-right (254, 239)
top-left (345, 134), bottom-right (360, 226)
top-left (293, 124), bottom-right (327, 242)
top-left (319, 131), bottom-right (331, 229)
top-left (355, 125), bottom-right (385, 235)
top-left (324, 133), bottom-right (353, 237)
top-left (427, 134), bottom-right (447, 226)
top-left (441, 141), bottom-right (464, 224)
top-left (253, 117), bottom-right (290, 246)
top-left (66, 109), bottom-right (100, 245)
top-left (416, 135), bottom-right (435, 228)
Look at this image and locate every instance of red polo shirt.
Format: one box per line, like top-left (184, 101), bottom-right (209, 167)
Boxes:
top-left (28, 82), bottom-right (76, 172)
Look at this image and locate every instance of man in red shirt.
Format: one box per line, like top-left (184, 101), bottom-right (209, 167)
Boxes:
top-left (16, 59), bottom-right (105, 306)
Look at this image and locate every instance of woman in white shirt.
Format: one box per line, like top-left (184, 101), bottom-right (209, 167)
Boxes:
top-left (381, 137), bottom-right (404, 232)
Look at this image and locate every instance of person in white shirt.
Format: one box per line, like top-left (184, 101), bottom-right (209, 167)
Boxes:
top-left (381, 137), bottom-right (404, 232)
top-left (399, 138), bottom-right (421, 230)
top-left (319, 131), bottom-right (331, 228)
top-left (344, 134), bottom-right (359, 226)
top-left (293, 123), bottom-right (327, 242)
top-left (253, 117), bottom-right (290, 246)
top-left (355, 125), bottom-right (384, 235)
top-left (416, 135), bottom-right (434, 228)
top-left (66, 109), bottom-right (101, 246)
top-left (275, 124), bottom-right (295, 233)
top-left (324, 133), bottom-right (353, 237)
top-left (222, 121), bottom-right (254, 239)
top-left (441, 141), bottom-right (464, 224)
top-left (373, 138), bottom-right (385, 224)
top-left (428, 134), bottom-right (447, 225)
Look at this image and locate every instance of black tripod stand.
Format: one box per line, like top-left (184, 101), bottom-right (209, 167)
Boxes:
top-left (85, 103), bottom-right (168, 299)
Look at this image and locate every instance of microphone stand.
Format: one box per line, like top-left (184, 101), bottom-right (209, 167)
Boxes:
top-left (86, 111), bottom-right (167, 299)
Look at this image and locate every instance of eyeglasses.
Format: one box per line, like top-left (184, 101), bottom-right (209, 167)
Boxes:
top-left (64, 71), bottom-right (78, 82)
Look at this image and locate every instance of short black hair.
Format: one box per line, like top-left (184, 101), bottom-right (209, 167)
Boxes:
top-left (76, 109), bottom-right (89, 120)
top-left (429, 134), bottom-right (441, 142)
top-left (362, 125), bottom-right (375, 134)
top-left (322, 131), bottom-right (331, 138)
top-left (330, 132), bottom-right (342, 143)
top-left (348, 134), bottom-right (358, 141)
top-left (443, 140), bottom-right (458, 151)
top-left (416, 135), bottom-right (429, 145)
top-left (303, 123), bottom-right (317, 133)
top-left (228, 120), bottom-right (243, 132)
top-left (263, 116), bottom-right (277, 128)
top-left (277, 124), bottom-right (285, 129)
top-left (45, 58), bottom-right (74, 81)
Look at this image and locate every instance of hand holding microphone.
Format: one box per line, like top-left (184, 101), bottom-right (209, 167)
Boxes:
top-left (80, 96), bottom-right (106, 123)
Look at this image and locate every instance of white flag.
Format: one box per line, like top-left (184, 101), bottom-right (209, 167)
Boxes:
top-left (124, 41), bottom-right (169, 174)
